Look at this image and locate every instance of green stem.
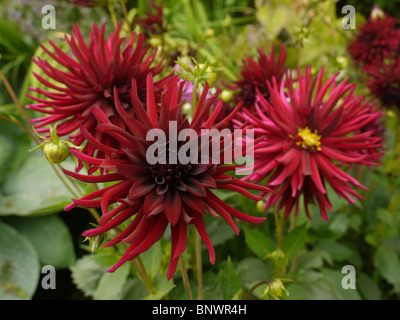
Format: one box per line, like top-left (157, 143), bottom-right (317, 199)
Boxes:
top-left (191, 78), bottom-right (199, 119)
top-left (0, 69), bottom-right (32, 128)
top-left (195, 230), bottom-right (203, 300)
top-left (243, 281), bottom-right (270, 300)
top-left (273, 208), bottom-right (284, 251)
top-left (179, 255), bottom-right (193, 300)
top-left (108, 0), bottom-right (118, 30)
top-left (120, 0), bottom-right (132, 36)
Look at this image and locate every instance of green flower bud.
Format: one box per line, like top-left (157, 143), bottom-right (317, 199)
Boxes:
top-left (43, 141), bottom-right (70, 164)
top-left (220, 90), bottom-right (234, 102)
top-left (263, 279), bottom-right (290, 300)
top-left (256, 199), bottom-right (266, 213)
top-left (149, 37), bottom-right (162, 48)
top-left (267, 249), bottom-right (285, 264)
top-left (204, 28), bottom-right (215, 38)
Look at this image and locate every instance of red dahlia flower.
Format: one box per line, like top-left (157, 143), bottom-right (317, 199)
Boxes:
top-left (233, 44), bottom-right (287, 112)
top-left (27, 23), bottom-right (168, 167)
top-left (63, 75), bottom-right (267, 279)
top-left (136, 2), bottom-right (166, 38)
top-left (365, 57), bottom-right (400, 108)
top-left (237, 67), bottom-right (383, 220)
top-left (348, 13), bottom-right (399, 69)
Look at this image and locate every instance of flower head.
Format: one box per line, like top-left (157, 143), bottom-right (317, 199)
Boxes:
top-left (348, 13), bottom-right (399, 69)
top-left (365, 57), bottom-right (400, 108)
top-left (27, 22), bottom-right (168, 168)
top-left (135, 2), bottom-right (166, 38)
top-left (63, 75), bottom-right (267, 279)
top-left (237, 67), bottom-right (383, 220)
top-left (233, 44), bottom-right (287, 112)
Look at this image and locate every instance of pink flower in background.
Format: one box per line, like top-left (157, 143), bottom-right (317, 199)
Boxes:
top-left (237, 67), bottom-right (383, 220)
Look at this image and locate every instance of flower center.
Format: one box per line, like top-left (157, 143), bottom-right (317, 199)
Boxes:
top-left (296, 127), bottom-right (322, 151)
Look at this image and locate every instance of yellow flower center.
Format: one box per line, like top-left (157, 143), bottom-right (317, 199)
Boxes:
top-left (296, 127), bottom-right (322, 151)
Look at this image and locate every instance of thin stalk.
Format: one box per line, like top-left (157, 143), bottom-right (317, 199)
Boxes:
top-left (179, 255), bottom-right (193, 300)
top-left (137, 256), bottom-right (156, 294)
top-left (0, 69), bottom-right (31, 126)
top-left (273, 208), bottom-right (283, 250)
top-left (243, 281), bottom-right (269, 300)
top-left (191, 78), bottom-right (199, 118)
top-left (195, 230), bottom-right (203, 300)
top-left (120, 0), bottom-right (132, 36)
top-left (108, 0), bottom-right (118, 30)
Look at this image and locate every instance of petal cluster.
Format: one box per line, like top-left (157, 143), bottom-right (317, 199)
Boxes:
top-left (348, 13), bottom-right (399, 70)
top-left (237, 67), bottom-right (383, 220)
top-left (233, 44), bottom-right (287, 112)
top-left (27, 22), bottom-right (168, 167)
top-left (63, 75), bottom-right (267, 279)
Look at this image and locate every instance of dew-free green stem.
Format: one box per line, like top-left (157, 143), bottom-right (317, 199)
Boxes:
top-left (191, 78), bottom-right (199, 118)
top-left (120, 0), bottom-right (132, 35)
top-left (179, 255), bottom-right (193, 300)
top-left (195, 230), bottom-right (203, 300)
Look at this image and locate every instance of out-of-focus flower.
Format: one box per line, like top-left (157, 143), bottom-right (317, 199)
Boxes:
top-left (63, 75), bottom-right (267, 279)
top-left (27, 22), bottom-right (168, 169)
top-left (348, 12), bottom-right (399, 69)
top-left (72, 0), bottom-right (106, 7)
top-left (135, 1), bottom-right (166, 38)
top-left (237, 67), bottom-right (383, 220)
top-left (365, 57), bottom-right (400, 109)
top-left (233, 44), bottom-right (287, 112)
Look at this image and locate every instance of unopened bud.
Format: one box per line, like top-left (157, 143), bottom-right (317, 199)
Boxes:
top-left (220, 90), bottom-right (234, 102)
top-left (263, 279), bottom-right (290, 300)
top-left (43, 141), bottom-right (70, 164)
top-left (256, 199), bottom-right (266, 213)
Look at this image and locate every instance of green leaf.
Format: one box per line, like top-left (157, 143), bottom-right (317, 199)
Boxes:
top-left (5, 215), bottom-right (75, 269)
top-left (0, 220), bottom-right (40, 300)
top-left (206, 220), bottom-right (236, 247)
top-left (321, 268), bottom-right (361, 300)
top-left (0, 151), bottom-right (75, 216)
top-left (145, 276), bottom-right (176, 300)
top-left (0, 118), bottom-right (30, 184)
top-left (70, 254), bottom-right (108, 298)
top-left (220, 257), bottom-right (242, 300)
top-left (373, 246), bottom-right (400, 294)
top-left (140, 242), bottom-right (162, 281)
top-left (358, 273), bottom-right (381, 300)
top-left (243, 226), bottom-right (275, 260)
top-left (282, 223), bottom-right (308, 263)
top-left (94, 262), bottom-right (130, 300)
top-left (314, 242), bottom-right (353, 263)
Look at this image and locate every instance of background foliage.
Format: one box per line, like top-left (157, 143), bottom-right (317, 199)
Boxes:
top-left (0, 0), bottom-right (400, 300)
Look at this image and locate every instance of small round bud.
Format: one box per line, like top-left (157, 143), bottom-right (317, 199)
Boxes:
top-left (204, 28), bottom-right (215, 38)
top-left (256, 199), bottom-right (266, 213)
top-left (220, 90), bottom-right (234, 102)
top-left (43, 142), bottom-right (70, 164)
top-left (149, 37), bottom-right (162, 48)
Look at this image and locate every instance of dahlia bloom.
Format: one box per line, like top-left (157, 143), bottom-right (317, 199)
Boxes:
top-left (63, 75), bottom-right (267, 279)
top-left (348, 13), bottom-right (399, 69)
top-left (237, 67), bottom-right (383, 220)
top-left (365, 57), bottom-right (400, 108)
top-left (136, 2), bottom-right (166, 38)
top-left (27, 22), bottom-right (168, 167)
top-left (233, 44), bottom-right (287, 112)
